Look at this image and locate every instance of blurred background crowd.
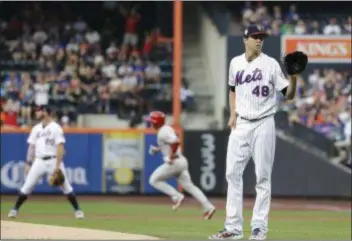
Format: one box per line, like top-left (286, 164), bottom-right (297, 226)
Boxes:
top-left (0, 2), bottom-right (194, 128)
top-left (279, 69), bottom-right (351, 143)
top-left (239, 2), bottom-right (351, 36)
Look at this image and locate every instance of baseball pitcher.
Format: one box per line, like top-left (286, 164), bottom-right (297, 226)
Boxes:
top-left (209, 24), bottom-right (307, 240)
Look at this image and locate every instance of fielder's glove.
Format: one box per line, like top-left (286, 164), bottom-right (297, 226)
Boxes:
top-left (49, 169), bottom-right (65, 186)
top-left (283, 51), bottom-right (308, 75)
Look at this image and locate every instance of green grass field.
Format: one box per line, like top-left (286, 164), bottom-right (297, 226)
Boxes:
top-left (1, 197), bottom-right (351, 240)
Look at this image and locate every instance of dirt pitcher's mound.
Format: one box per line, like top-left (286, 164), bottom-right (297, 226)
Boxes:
top-left (1, 221), bottom-right (160, 240)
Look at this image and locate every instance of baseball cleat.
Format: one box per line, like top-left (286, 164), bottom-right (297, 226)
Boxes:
top-left (172, 195), bottom-right (185, 211)
top-left (249, 228), bottom-right (266, 240)
top-left (208, 229), bottom-right (244, 240)
top-left (8, 209), bottom-right (18, 218)
top-left (75, 210), bottom-right (85, 219)
top-left (204, 206), bottom-right (216, 220)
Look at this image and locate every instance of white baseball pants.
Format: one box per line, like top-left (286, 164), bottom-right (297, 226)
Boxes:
top-left (149, 156), bottom-right (214, 210)
top-left (225, 116), bottom-right (276, 233)
top-left (20, 157), bottom-right (73, 195)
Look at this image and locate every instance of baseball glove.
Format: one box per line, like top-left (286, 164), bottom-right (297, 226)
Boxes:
top-left (49, 169), bottom-right (65, 186)
top-left (283, 51), bottom-right (308, 75)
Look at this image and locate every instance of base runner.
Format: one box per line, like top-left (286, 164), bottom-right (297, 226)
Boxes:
top-left (147, 111), bottom-right (216, 220)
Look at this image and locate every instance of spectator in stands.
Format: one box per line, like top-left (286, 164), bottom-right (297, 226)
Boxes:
top-left (181, 81), bottom-right (195, 110)
top-left (323, 18), bottom-right (342, 35)
top-left (343, 16), bottom-right (351, 34)
top-left (280, 20), bottom-right (294, 34)
top-left (142, 33), bottom-right (153, 59)
top-left (119, 4), bottom-right (141, 47)
top-left (285, 4), bottom-right (300, 23)
top-left (3, 96), bottom-right (21, 128)
top-left (97, 84), bottom-right (110, 114)
top-left (272, 5), bottom-right (283, 24)
top-left (33, 73), bottom-right (50, 106)
top-left (145, 61), bottom-right (161, 83)
top-left (19, 72), bottom-right (34, 126)
top-left (269, 20), bottom-right (281, 36)
top-left (294, 19), bottom-right (307, 35)
top-left (309, 20), bottom-right (322, 34)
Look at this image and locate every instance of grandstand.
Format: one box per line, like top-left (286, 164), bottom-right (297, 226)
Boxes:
top-left (0, 2), bottom-right (181, 128)
top-left (0, 1), bottom-right (351, 166)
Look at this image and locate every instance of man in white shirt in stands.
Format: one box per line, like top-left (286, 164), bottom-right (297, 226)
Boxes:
top-left (33, 74), bottom-right (50, 106)
top-left (8, 105), bottom-right (84, 219)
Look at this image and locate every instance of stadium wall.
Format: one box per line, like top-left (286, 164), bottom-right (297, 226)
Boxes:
top-left (1, 129), bottom-right (350, 198)
top-left (183, 130), bottom-right (351, 198)
top-left (199, 6), bottom-right (227, 128)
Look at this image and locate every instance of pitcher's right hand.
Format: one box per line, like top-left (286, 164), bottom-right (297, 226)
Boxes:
top-left (228, 115), bottom-right (237, 129)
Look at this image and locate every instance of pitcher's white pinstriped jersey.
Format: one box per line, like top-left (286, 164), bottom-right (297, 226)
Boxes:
top-left (228, 53), bottom-right (289, 120)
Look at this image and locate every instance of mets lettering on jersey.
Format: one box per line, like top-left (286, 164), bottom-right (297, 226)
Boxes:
top-left (229, 53), bottom-right (289, 120)
top-left (235, 68), bottom-right (263, 85)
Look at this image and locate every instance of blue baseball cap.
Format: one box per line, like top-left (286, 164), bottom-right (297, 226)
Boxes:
top-left (244, 24), bottom-right (269, 38)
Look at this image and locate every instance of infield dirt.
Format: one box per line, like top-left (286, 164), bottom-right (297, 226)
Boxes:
top-left (1, 220), bottom-right (159, 240)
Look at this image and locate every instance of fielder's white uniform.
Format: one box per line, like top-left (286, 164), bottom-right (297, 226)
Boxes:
top-left (20, 121), bottom-right (73, 194)
top-left (225, 53), bottom-right (289, 233)
top-left (149, 125), bottom-right (214, 211)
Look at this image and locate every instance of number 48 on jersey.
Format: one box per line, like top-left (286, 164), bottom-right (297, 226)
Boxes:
top-left (252, 85), bottom-right (269, 97)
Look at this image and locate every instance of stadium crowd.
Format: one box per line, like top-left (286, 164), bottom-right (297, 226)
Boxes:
top-left (279, 69), bottom-right (351, 142)
top-left (240, 2), bottom-right (351, 35)
top-left (278, 69), bottom-right (352, 167)
top-left (0, 2), bottom-right (194, 128)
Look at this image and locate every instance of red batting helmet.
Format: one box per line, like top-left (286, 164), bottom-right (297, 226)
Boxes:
top-left (147, 111), bottom-right (166, 127)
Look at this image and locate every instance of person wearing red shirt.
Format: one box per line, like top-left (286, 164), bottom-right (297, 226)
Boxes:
top-left (4, 111), bottom-right (18, 127)
top-left (2, 98), bottom-right (20, 127)
top-left (119, 5), bottom-right (141, 47)
top-left (143, 34), bottom-right (153, 59)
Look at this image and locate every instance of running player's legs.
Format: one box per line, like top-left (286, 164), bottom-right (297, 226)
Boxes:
top-left (225, 123), bottom-right (252, 233)
top-left (20, 159), bottom-right (46, 194)
top-left (250, 117), bottom-right (276, 233)
top-left (177, 168), bottom-right (214, 210)
top-left (149, 162), bottom-right (183, 200)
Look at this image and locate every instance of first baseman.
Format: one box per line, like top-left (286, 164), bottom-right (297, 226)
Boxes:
top-left (8, 105), bottom-right (84, 219)
top-left (147, 111), bottom-right (216, 220)
top-left (209, 25), bottom-right (298, 240)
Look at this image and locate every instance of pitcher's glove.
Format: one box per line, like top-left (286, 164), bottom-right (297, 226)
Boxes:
top-left (49, 169), bottom-right (65, 186)
top-left (283, 51), bottom-right (308, 75)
